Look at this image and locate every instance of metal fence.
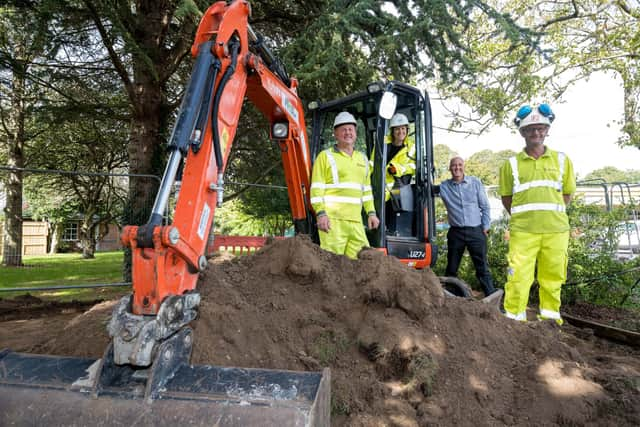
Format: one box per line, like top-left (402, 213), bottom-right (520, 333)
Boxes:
top-left (0, 166), bottom-right (160, 278)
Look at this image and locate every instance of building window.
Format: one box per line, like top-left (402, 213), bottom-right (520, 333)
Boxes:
top-left (62, 222), bottom-right (79, 241)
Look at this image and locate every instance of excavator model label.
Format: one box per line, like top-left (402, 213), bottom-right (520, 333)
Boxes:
top-left (198, 203), bottom-right (211, 240)
top-left (283, 95), bottom-right (299, 124)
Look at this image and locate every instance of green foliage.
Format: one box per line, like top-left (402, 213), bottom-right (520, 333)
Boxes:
top-left (310, 330), bottom-right (350, 366)
top-left (442, 0), bottom-right (640, 147)
top-left (214, 198), bottom-right (292, 237)
top-left (584, 166), bottom-right (640, 184)
top-left (564, 200), bottom-right (640, 309)
top-left (465, 149), bottom-right (517, 186)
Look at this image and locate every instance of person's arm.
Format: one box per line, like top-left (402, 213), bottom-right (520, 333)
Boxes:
top-left (310, 152), bottom-right (330, 232)
top-left (361, 152), bottom-right (378, 228)
top-left (477, 179), bottom-right (491, 233)
top-left (501, 196), bottom-right (512, 215)
top-left (562, 155), bottom-right (576, 206)
top-left (498, 158), bottom-right (514, 216)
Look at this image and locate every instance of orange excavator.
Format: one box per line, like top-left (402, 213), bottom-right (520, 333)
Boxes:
top-left (0, 1), bottom-right (439, 424)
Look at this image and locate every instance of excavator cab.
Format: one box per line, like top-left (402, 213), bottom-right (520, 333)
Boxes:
top-left (309, 81), bottom-right (438, 268)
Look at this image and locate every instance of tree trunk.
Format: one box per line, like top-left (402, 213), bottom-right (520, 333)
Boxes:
top-left (49, 222), bottom-right (62, 254)
top-left (2, 44), bottom-right (27, 267)
top-left (79, 210), bottom-right (97, 259)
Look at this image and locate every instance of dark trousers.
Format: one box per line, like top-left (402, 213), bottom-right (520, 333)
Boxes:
top-left (446, 226), bottom-right (495, 296)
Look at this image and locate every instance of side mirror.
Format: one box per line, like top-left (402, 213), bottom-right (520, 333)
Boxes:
top-left (379, 91), bottom-right (397, 120)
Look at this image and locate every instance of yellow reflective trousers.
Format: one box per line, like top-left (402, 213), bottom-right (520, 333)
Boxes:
top-left (318, 218), bottom-right (368, 259)
top-left (504, 230), bottom-right (569, 323)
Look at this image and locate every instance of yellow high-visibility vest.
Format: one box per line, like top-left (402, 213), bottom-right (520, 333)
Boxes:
top-left (499, 147), bottom-right (576, 233)
top-left (369, 135), bottom-right (416, 200)
top-left (311, 146), bottom-right (375, 222)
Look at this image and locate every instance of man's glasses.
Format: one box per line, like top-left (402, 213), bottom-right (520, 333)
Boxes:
top-left (522, 126), bottom-right (548, 135)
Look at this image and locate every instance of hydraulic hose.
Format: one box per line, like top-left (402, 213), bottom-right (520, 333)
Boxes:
top-left (211, 38), bottom-right (240, 170)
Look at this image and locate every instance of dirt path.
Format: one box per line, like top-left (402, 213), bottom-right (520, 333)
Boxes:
top-left (1, 236), bottom-right (639, 426)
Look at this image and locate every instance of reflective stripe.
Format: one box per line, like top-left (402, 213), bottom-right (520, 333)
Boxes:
top-left (325, 150), bottom-right (339, 184)
top-left (514, 180), bottom-right (562, 193)
top-left (510, 152), bottom-right (565, 195)
top-left (363, 152), bottom-right (369, 180)
top-left (311, 182), bottom-right (364, 190)
top-left (362, 195), bottom-right (373, 202)
top-left (504, 310), bottom-right (527, 321)
top-left (322, 195), bottom-right (364, 205)
top-left (311, 195), bottom-right (364, 205)
top-left (539, 308), bottom-right (561, 320)
top-left (509, 156), bottom-right (520, 193)
top-left (511, 203), bottom-right (565, 214)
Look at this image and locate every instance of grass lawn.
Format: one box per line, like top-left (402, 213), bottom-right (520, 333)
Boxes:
top-left (0, 251), bottom-right (130, 301)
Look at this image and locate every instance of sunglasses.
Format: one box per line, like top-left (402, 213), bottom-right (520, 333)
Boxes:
top-left (513, 104), bottom-right (555, 126)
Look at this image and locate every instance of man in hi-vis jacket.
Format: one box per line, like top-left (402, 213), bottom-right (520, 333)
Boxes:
top-left (499, 104), bottom-right (576, 324)
top-left (310, 112), bottom-right (380, 259)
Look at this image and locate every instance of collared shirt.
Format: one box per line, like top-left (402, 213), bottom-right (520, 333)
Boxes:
top-left (499, 146), bottom-right (575, 233)
top-left (439, 175), bottom-right (491, 230)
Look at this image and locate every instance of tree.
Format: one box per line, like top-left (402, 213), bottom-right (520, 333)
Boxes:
top-left (432, 144), bottom-right (459, 183)
top-left (27, 109), bottom-right (129, 258)
top-left (0, 3), bottom-right (53, 265)
top-left (584, 166), bottom-right (640, 184)
top-left (76, 0), bottom-right (203, 226)
top-left (437, 1), bottom-right (640, 148)
top-left (465, 149), bottom-right (517, 185)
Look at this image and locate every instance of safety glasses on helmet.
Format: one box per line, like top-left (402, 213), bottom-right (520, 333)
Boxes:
top-left (513, 103), bottom-right (555, 126)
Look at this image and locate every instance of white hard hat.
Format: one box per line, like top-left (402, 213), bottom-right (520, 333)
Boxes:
top-left (333, 111), bottom-right (357, 128)
top-left (390, 113), bottom-right (409, 128)
top-left (514, 104), bottom-right (555, 129)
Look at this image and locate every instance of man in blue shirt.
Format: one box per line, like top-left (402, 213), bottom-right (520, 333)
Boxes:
top-left (439, 157), bottom-right (497, 297)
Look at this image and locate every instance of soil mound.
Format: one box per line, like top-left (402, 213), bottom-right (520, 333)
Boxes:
top-left (38, 236), bottom-right (640, 426)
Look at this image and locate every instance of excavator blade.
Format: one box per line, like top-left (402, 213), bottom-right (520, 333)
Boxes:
top-left (0, 348), bottom-right (330, 427)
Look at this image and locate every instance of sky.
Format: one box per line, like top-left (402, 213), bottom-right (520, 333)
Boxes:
top-left (430, 72), bottom-right (640, 179)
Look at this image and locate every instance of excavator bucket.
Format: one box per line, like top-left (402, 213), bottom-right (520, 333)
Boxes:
top-left (0, 353), bottom-right (330, 426)
top-left (0, 330), bottom-right (330, 426)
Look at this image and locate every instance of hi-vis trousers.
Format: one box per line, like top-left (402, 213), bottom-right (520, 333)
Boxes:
top-left (318, 218), bottom-right (369, 259)
top-left (504, 230), bottom-right (569, 323)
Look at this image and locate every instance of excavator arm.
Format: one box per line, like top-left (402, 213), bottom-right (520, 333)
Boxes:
top-left (112, 0), bottom-right (313, 367)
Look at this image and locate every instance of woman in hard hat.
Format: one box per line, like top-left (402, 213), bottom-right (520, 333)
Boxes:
top-left (385, 113), bottom-right (416, 190)
top-left (373, 113), bottom-right (417, 234)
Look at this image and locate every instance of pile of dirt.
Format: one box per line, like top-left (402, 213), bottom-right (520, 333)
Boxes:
top-left (31, 236), bottom-right (640, 425)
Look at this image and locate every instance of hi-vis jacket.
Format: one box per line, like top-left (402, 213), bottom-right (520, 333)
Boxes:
top-left (370, 135), bottom-right (416, 200)
top-left (499, 147), bottom-right (576, 233)
top-left (311, 146), bottom-right (376, 222)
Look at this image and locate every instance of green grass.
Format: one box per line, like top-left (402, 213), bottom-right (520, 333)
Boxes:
top-left (0, 251), bottom-right (129, 301)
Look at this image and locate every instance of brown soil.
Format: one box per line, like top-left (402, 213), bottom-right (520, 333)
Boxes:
top-left (2, 236), bottom-right (639, 426)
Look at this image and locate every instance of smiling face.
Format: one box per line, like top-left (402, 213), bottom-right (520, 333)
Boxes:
top-left (391, 125), bottom-right (408, 146)
top-left (449, 157), bottom-right (465, 182)
top-left (334, 123), bottom-right (357, 153)
top-left (520, 124), bottom-right (549, 148)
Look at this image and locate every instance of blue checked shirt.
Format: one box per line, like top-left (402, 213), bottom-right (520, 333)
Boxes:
top-left (439, 175), bottom-right (491, 230)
